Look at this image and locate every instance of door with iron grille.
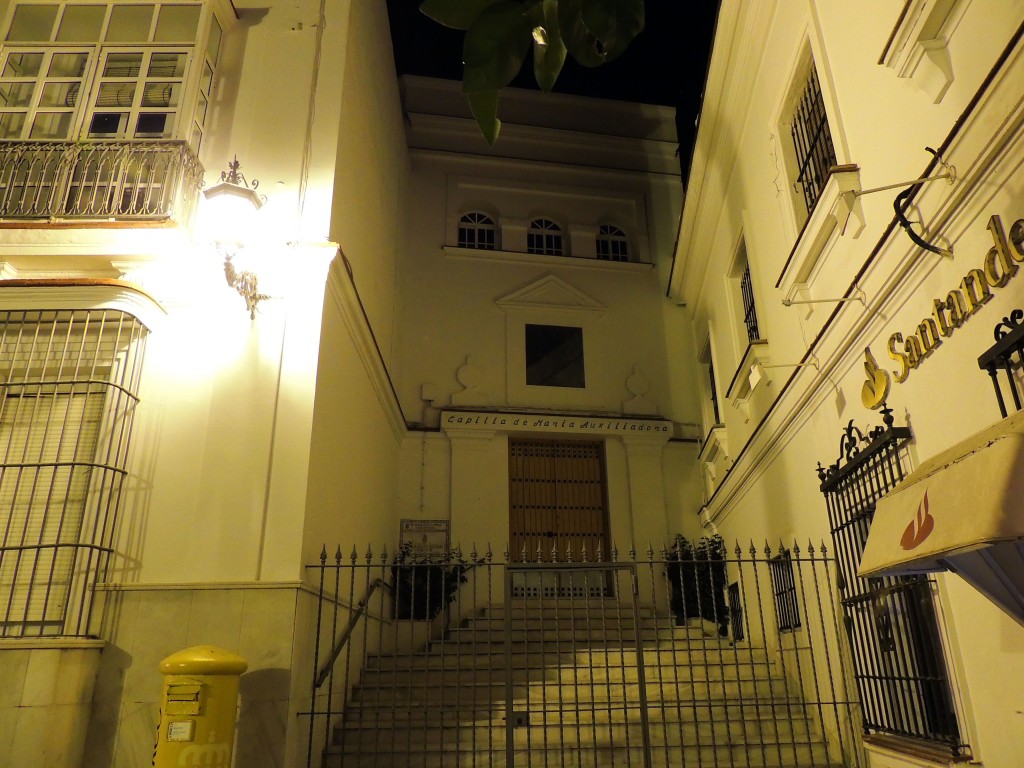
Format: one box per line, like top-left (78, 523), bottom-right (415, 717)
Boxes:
top-left (818, 410), bottom-right (963, 753)
top-left (508, 439), bottom-right (610, 596)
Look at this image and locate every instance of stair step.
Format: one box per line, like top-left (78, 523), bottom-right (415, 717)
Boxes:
top-left (356, 661), bottom-right (776, 689)
top-left (336, 716), bottom-right (816, 748)
top-left (436, 627), bottom-right (712, 644)
top-left (366, 646), bottom-right (768, 671)
top-left (339, 696), bottom-right (809, 724)
top-left (325, 741), bottom-right (836, 768)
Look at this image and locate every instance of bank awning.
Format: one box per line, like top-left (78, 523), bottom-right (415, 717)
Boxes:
top-left (859, 410), bottom-right (1024, 626)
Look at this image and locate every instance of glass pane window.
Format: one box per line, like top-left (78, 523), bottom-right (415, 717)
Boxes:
top-left (527, 218), bottom-right (564, 256)
top-left (55, 6), bottom-right (105, 42)
top-left (154, 5), bottom-right (201, 42)
top-left (6, 5), bottom-right (58, 42)
top-left (0, 48), bottom-right (92, 140)
top-left (87, 48), bottom-right (189, 139)
top-left (525, 324), bottom-right (585, 388)
top-left (206, 15), bottom-right (223, 64)
top-left (38, 81), bottom-right (80, 107)
top-left (596, 224), bottom-right (628, 262)
top-left (105, 5), bottom-right (155, 43)
top-left (1, 81), bottom-right (36, 108)
top-left (30, 110), bottom-right (72, 138)
top-left (457, 212), bottom-right (497, 250)
top-left (2, 52), bottom-right (43, 78)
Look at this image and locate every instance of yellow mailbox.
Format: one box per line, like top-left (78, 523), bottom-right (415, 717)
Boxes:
top-left (154, 645), bottom-right (248, 768)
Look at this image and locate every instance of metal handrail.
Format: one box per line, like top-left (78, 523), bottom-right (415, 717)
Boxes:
top-left (313, 576), bottom-right (393, 689)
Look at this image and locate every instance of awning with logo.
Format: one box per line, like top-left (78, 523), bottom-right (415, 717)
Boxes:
top-left (859, 410), bottom-right (1024, 627)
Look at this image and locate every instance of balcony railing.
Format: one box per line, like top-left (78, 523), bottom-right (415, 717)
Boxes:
top-left (0, 140), bottom-right (203, 222)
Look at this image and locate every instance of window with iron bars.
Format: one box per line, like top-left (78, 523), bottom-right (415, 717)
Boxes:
top-left (768, 549), bottom-right (801, 632)
top-left (790, 65), bottom-right (837, 216)
top-left (0, 307), bottom-right (148, 638)
top-left (707, 358), bottom-right (721, 425)
top-left (739, 261), bottom-right (760, 343)
top-left (818, 411), bottom-right (964, 753)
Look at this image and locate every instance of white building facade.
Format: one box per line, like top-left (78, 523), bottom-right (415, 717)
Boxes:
top-left (670, 2), bottom-right (1024, 767)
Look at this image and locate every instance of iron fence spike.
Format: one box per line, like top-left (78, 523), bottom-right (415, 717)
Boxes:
top-left (349, 545), bottom-right (358, 563)
top-left (365, 544), bottom-right (373, 563)
top-left (334, 545), bottom-right (343, 564)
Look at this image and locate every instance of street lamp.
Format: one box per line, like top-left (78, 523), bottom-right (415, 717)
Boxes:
top-left (202, 157), bottom-right (268, 319)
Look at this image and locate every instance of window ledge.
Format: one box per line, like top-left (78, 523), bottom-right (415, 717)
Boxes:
top-left (864, 734), bottom-right (971, 767)
top-left (776, 165), bottom-right (863, 303)
top-left (726, 340), bottom-right (770, 420)
top-left (443, 245), bottom-right (653, 272)
top-left (879, 0), bottom-right (966, 104)
top-left (698, 424), bottom-right (729, 465)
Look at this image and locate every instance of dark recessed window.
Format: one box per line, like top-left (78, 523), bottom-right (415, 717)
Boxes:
top-left (525, 324), bottom-right (584, 388)
top-left (596, 224), bottom-right (628, 261)
top-left (457, 211), bottom-right (496, 250)
top-left (527, 218), bottom-right (563, 256)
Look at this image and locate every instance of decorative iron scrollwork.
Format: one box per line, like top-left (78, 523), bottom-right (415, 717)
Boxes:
top-left (816, 405), bottom-right (901, 486)
top-left (994, 308), bottom-right (1024, 341)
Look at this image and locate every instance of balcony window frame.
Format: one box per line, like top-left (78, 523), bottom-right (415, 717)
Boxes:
top-left (0, 1), bottom-right (224, 151)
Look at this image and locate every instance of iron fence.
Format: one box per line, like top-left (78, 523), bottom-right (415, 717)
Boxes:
top-left (0, 140), bottom-right (203, 221)
top-left (304, 540), bottom-right (864, 768)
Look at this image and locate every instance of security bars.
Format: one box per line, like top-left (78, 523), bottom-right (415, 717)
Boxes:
top-left (0, 140), bottom-right (203, 220)
top-left (0, 308), bottom-right (147, 637)
top-left (791, 66), bottom-right (837, 216)
top-left (817, 408), bottom-right (964, 754)
top-left (305, 540), bottom-right (863, 768)
top-left (739, 263), bottom-right (760, 343)
top-left (978, 308), bottom-right (1024, 418)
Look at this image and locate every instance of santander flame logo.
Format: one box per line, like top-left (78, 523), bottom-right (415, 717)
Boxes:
top-left (900, 491), bottom-right (935, 550)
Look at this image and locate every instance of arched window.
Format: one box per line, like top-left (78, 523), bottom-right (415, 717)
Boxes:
top-left (457, 211), bottom-right (497, 250)
top-left (527, 218), bottom-right (563, 256)
top-left (596, 224), bottom-right (628, 262)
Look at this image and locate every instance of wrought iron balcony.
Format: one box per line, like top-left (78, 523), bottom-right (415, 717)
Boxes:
top-left (0, 140), bottom-right (203, 222)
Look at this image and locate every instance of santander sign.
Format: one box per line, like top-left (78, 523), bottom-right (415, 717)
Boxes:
top-left (900, 491), bottom-right (935, 551)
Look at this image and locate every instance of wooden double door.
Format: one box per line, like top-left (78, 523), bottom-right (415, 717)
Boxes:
top-left (508, 439), bottom-right (610, 564)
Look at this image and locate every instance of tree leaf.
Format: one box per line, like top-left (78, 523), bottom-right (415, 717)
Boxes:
top-left (419, 0), bottom-right (504, 31)
top-left (531, 0), bottom-right (567, 92)
top-left (467, 90), bottom-right (502, 145)
top-left (462, 1), bottom-right (532, 93)
top-left (558, 0), bottom-right (606, 68)
top-left (580, 0), bottom-right (644, 62)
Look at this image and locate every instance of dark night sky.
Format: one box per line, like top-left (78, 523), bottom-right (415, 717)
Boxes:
top-left (385, 2), bottom-right (720, 156)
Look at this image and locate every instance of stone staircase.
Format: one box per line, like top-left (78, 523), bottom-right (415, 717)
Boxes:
top-left (328, 601), bottom-right (840, 767)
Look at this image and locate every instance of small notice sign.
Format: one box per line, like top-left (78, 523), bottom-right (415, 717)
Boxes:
top-left (166, 720), bottom-right (194, 742)
top-left (400, 519), bottom-right (450, 557)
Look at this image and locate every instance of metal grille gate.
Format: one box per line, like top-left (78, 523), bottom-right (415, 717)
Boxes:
top-left (817, 408), bottom-right (963, 753)
top-left (308, 542), bottom-right (865, 768)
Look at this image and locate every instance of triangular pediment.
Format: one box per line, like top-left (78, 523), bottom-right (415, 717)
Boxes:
top-left (495, 274), bottom-right (606, 313)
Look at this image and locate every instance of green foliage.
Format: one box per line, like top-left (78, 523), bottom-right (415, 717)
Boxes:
top-left (419, 0), bottom-right (645, 144)
top-left (391, 543), bottom-right (480, 621)
top-left (666, 534), bottom-right (730, 636)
